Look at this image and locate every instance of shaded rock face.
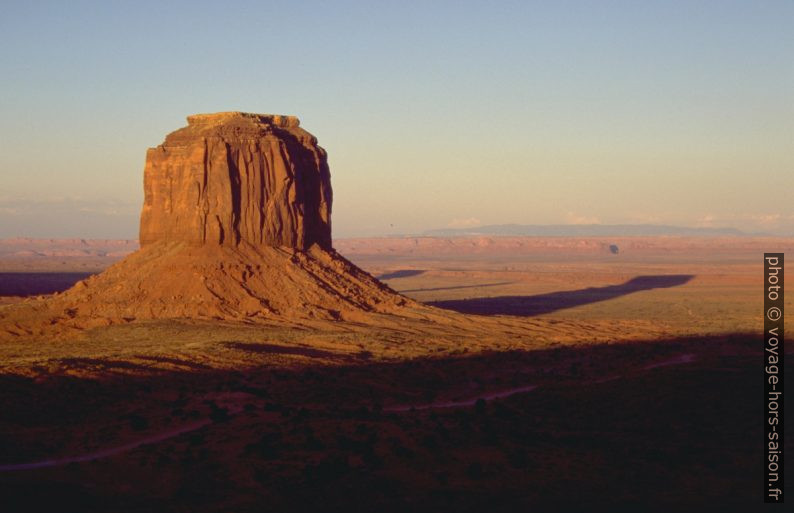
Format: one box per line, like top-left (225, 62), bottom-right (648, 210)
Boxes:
top-left (139, 112), bottom-right (332, 250)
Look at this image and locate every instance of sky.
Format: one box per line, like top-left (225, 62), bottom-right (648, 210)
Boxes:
top-left (0, 0), bottom-right (792, 238)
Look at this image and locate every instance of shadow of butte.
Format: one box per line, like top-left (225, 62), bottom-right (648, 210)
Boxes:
top-left (0, 272), bottom-right (97, 297)
top-left (401, 281), bottom-right (515, 293)
top-left (428, 274), bottom-right (695, 316)
top-left (223, 341), bottom-right (344, 360)
top-left (376, 269), bottom-right (426, 280)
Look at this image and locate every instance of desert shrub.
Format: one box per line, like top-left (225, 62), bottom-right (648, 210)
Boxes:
top-left (128, 413), bottom-right (149, 431)
top-left (465, 462), bottom-right (484, 479)
top-left (506, 447), bottom-right (529, 469)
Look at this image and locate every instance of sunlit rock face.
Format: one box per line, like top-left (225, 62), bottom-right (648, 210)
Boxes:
top-left (139, 112), bottom-right (332, 250)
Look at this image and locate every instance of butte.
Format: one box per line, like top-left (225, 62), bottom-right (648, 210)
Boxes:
top-left (0, 112), bottom-right (436, 337)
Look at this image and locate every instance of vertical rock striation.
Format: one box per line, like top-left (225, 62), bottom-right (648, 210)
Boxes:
top-left (139, 112), bottom-right (332, 250)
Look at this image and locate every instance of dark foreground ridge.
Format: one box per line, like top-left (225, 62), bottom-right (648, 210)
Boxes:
top-left (0, 333), bottom-right (761, 511)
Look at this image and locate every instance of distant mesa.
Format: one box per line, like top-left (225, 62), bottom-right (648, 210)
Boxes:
top-left (423, 224), bottom-right (747, 237)
top-left (0, 112), bottom-right (417, 337)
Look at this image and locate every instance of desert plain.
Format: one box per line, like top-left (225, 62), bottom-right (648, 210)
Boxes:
top-left (0, 234), bottom-right (791, 511)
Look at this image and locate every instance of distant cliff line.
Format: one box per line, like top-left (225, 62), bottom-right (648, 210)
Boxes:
top-left (3, 233), bottom-right (793, 261)
top-left (422, 223), bottom-right (751, 237)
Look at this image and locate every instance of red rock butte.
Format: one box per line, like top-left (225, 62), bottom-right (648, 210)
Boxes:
top-left (140, 112), bottom-right (332, 250)
top-left (0, 112), bottom-right (428, 337)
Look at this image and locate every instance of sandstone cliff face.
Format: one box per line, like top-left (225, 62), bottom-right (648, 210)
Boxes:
top-left (139, 112), bottom-right (332, 250)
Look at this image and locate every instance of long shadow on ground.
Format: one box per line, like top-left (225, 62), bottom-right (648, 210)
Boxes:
top-left (429, 274), bottom-right (694, 316)
top-left (376, 269), bottom-right (426, 280)
top-left (401, 281), bottom-right (514, 293)
top-left (0, 272), bottom-right (96, 296)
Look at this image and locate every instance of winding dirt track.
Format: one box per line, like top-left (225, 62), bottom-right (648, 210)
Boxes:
top-left (0, 419), bottom-right (211, 472)
top-left (0, 352), bottom-right (698, 472)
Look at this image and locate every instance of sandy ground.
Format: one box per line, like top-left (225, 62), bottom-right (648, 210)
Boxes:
top-left (0, 236), bottom-right (791, 511)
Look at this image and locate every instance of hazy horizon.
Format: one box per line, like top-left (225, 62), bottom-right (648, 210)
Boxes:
top-left (2, 1), bottom-right (792, 238)
top-left (1, 216), bottom-right (790, 241)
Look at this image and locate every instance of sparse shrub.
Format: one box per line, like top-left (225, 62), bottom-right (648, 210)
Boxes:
top-left (128, 414), bottom-right (149, 432)
top-left (244, 432), bottom-right (282, 459)
top-left (466, 462), bottom-right (484, 479)
top-left (507, 447), bottom-right (529, 469)
top-left (389, 439), bottom-right (414, 460)
top-left (420, 434), bottom-right (439, 450)
top-left (305, 455), bottom-right (349, 483)
top-left (208, 402), bottom-right (229, 423)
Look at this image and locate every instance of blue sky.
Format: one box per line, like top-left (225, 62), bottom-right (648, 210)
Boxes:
top-left (1, 0), bottom-right (792, 238)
